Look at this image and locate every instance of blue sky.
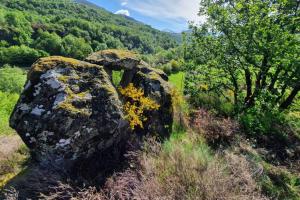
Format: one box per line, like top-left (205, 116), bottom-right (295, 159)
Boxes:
top-left (88, 0), bottom-right (204, 33)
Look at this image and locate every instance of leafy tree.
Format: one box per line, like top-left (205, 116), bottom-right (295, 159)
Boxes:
top-left (4, 12), bottom-right (33, 45)
top-left (92, 41), bottom-right (107, 51)
top-left (33, 31), bottom-right (63, 55)
top-left (186, 0), bottom-right (300, 111)
top-left (62, 34), bottom-right (92, 59)
top-left (0, 45), bottom-right (48, 66)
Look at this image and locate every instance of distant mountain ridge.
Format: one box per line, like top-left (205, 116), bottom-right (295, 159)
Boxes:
top-left (75, 0), bottom-right (103, 9)
top-left (74, 0), bottom-right (180, 42)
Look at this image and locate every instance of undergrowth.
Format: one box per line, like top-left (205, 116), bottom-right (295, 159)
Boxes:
top-left (0, 144), bottom-right (29, 189)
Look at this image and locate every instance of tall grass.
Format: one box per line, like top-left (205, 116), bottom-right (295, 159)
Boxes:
top-left (136, 132), bottom-right (267, 200)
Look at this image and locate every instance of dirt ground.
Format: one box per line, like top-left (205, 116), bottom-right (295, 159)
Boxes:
top-left (0, 135), bottom-right (23, 162)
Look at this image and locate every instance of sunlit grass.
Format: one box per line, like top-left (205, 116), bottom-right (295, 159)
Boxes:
top-left (0, 66), bottom-right (26, 136)
top-left (0, 92), bottom-right (19, 136)
top-left (168, 72), bottom-right (185, 93)
top-left (112, 71), bottom-right (124, 86)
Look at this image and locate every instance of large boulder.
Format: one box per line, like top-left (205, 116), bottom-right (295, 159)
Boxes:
top-left (10, 50), bottom-right (173, 182)
top-left (10, 56), bottom-right (129, 179)
top-left (85, 49), bottom-right (140, 71)
top-left (131, 64), bottom-right (173, 138)
top-left (85, 49), bottom-right (140, 81)
top-left (85, 49), bottom-right (172, 138)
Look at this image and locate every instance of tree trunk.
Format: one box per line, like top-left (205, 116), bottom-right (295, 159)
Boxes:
top-left (280, 83), bottom-right (300, 109)
top-left (268, 67), bottom-right (282, 92)
top-left (244, 68), bottom-right (252, 103)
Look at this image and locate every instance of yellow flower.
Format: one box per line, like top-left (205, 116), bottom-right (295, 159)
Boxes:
top-left (119, 83), bottom-right (160, 130)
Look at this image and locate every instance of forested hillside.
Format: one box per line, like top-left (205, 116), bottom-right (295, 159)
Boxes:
top-left (0, 0), bottom-right (177, 66)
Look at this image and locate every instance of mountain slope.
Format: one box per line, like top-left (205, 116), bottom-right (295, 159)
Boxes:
top-left (75, 0), bottom-right (100, 9)
top-left (0, 0), bottom-right (177, 61)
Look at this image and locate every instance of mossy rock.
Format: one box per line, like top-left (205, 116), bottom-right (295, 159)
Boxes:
top-left (85, 49), bottom-right (141, 71)
top-left (10, 56), bottom-right (129, 182)
top-left (10, 51), bottom-right (173, 184)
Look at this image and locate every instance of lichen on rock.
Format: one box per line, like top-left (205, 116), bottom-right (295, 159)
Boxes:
top-left (85, 49), bottom-right (141, 71)
top-left (10, 56), bottom-right (129, 180)
top-left (10, 50), bottom-right (173, 182)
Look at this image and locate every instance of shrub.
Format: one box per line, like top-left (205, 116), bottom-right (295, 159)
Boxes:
top-left (255, 158), bottom-right (300, 200)
top-left (0, 65), bottom-right (26, 93)
top-left (162, 63), bottom-right (172, 75)
top-left (239, 104), bottom-right (287, 137)
top-left (119, 83), bottom-right (160, 130)
top-left (187, 92), bottom-right (234, 116)
top-left (0, 144), bottom-right (29, 188)
top-left (171, 87), bottom-right (189, 132)
top-left (33, 31), bottom-right (63, 55)
top-left (191, 108), bottom-right (239, 145)
top-left (170, 59), bottom-right (181, 73)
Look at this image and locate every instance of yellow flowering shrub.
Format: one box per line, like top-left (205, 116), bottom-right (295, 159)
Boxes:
top-left (119, 83), bottom-right (160, 130)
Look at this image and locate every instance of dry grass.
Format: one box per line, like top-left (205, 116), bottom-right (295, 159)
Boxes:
top-left (190, 108), bottom-right (239, 145)
top-left (1, 132), bottom-right (269, 200)
top-left (2, 133), bottom-right (269, 200)
top-left (39, 135), bottom-right (267, 200)
top-left (132, 133), bottom-right (268, 200)
top-left (0, 144), bottom-right (29, 189)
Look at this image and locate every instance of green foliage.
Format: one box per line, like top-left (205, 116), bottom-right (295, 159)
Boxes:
top-left (189, 92), bottom-right (234, 116)
top-left (161, 63), bottom-right (172, 75)
top-left (2, 11), bottom-right (33, 45)
top-left (62, 34), bottom-right (92, 59)
top-left (240, 105), bottom-right (286, 136)
top-left (186, 0), bottom-right (300, 113)
top-left (170, 60), bottom-right (180, 73)
top-left (0, 0), bottom-right (177, 67)
top-left (0, 65), bottom-right (26, 93)
top-left (33, 31), bottom-right (63, 55)
top-left (157, 59), bottom-right (183, 75)
top-left (260, 162), bottom-right (300, 200)
top-left (0, 45), bottom-right (48, 66)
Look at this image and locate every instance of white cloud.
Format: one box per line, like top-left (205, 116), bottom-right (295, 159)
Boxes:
top-left (121, 1), bottom-right (128, 6)
top-left (115, 9), bottom-right (130, 16)
top-left (120, 0), bottom-right (204, 24)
